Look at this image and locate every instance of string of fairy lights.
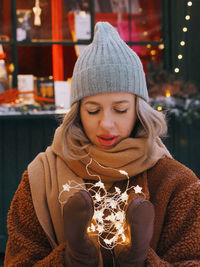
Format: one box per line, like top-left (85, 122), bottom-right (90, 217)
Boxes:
top-left (174, 1), bottom-right (193, 74)
top-left (59, 158), bottom-right (144, 249)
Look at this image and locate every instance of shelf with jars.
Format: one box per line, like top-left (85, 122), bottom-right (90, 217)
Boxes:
top-left (0, 0), bottom-right (167, 116)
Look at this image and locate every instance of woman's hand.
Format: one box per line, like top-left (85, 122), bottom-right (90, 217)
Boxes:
top-left (63, 190), bottom-right (99, 267)
top-left (115, 197), bottom-right (155, 267)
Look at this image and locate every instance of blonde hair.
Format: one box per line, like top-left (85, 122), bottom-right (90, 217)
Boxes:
top-left (61, 96), bottom-right (168, 160)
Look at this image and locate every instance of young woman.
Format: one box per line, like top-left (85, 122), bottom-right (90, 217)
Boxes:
top-left (4, 22), bottom-right (200, 267)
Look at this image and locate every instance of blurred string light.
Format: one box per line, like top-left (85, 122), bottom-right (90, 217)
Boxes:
top-left (59, 158), bottom-right (145, 249)
top-left (174, 1), bottom-right (193, 74)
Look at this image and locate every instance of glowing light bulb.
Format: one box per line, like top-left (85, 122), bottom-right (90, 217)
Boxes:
top-left (185, 15), bottom-right (190, 20)
top-left (104, 238), bottom-right (112, 245)
top-left (122, 234), bottom-right (126, 242)
top-left (94, 210), bottom-right (104, 222)
top-left (183, 27), bottom-right (188, 32)
top-left (115, 221), bottom-right (122, 230)
top-left (178, 54), bottom-right (183, 59)
top-left (95, 193), bottom-right (101, 202)
top-left (115, 187), bottom-right (121, 194)
top-left (95, 181), bottom-right (105, 189)
top-left (121, 192), bottom-right (128, 201)
top-left (116, 211), bottom-right (125, 221)
top-left (63, 184), bottom-right (70, 191)
top-left (158, 44), bottom-right (165, 50)
top-left (97, 224), bottom-right (104, 233)
top-left (110, 200), bottom-right (117, 209)
top-left (134, 185), bottom-right (143, 194)
top-left (150, 50), bottom-right (156, 56)
top-left (165, 90), bottom-right (171, 98)
top-left (174, 68), bottom-right (180, 73)
top-left (180, 41), bottom-right (185, 46)
top-left (88, 223), bottom-right (96, 232)
top-left (119, 170), bottom-right (128, 175)
top-left (157, 106), bottom-right (163, 111)
top-left (118, 228), bottom-right (124, 235)
top-left (187, 1), bottom-right (192, 6)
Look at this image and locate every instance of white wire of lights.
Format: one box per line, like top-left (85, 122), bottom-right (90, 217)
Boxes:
top-left (174, 1), bottom-right (193, 74)
top-left (59, 158), bottom-right (145, 249)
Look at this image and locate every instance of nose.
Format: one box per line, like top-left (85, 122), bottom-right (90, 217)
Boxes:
top-left (99, 112), bottom-right (115, 131)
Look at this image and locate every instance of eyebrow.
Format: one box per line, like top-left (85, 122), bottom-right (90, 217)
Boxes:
top-left (84, 100), bottom-right (130, 105)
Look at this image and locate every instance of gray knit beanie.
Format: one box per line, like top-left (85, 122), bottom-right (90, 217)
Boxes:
top-left (70, 21), bottom-right (148, 105)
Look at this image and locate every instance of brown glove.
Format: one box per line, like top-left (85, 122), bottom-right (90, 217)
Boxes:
top-left (63, 190), bottom-right (99, 267)
top-left (115, 197), bottom-right (155, 267)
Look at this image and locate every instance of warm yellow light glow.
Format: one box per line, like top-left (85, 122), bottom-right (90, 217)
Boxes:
top-left (174, 68), bottom-right (180, 73)
top-left (146, 44), bottom-right (151, 48)
top-left (67, 78), bottom-right (71, 87)
top-left (178, 54), bottom-right (183, 59)
top-left (143, 31), bottom-right (148, 36)
top-left (187, 1), bottom-right (192, 6)
top-left (59, 158), bottom-right (146, 249)
top-left (157, 106), bottom-right (163, 111)
top-left (180, 41), bottom-right (185, 46)
top-left (88, 223), bottom-right (96, 233)
top-left (158, 44), bottom-right (165, 50)
top-left (9, 63), bottom-right (15, 72)
top-left (185, 15), bottom-right (190, 20)
top-left (165, 90), bottom-right (171, 98)
top-left (122, 234), bottom-right (126, 242)
top-left (183, 27), bottom-right (188, 32)
top-left (150, 50), bottom-right (156, 56)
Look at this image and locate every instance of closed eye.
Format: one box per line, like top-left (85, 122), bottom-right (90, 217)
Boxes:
top-left (87, 110), bottom-right (100, 114)
top-left (114, 109), bottom-right (128, 113)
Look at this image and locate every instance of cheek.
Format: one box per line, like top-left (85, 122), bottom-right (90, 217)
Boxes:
top-left (81, 113), bottom-right (96, 137)
top-left (119, 113), bottom-right (136, 135)
top-left (84, 120), bottom-right (94, 133)
top-left (80, 110), bottom-right (88, 132)
top-left (82, 117), bottom-right (90, 132)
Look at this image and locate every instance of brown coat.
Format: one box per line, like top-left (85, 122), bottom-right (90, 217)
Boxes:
top-left (4, 157), bottom-right (200, 266)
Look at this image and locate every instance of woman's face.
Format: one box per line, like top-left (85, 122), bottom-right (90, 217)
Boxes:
top-left (80, 92), bottom-right (136, 149)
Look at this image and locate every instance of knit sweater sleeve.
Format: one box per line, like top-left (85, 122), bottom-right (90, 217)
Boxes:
top-left (4, 171), bottom-right (66, 267)
top-left (147, 181), bottom-right (200, 266)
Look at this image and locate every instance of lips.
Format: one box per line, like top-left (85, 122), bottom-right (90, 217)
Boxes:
top-left (97, 134), bottom-right (118, 147)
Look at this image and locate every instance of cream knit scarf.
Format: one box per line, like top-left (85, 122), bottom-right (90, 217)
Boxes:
top-left (28, 125), bottom-right (171, 249)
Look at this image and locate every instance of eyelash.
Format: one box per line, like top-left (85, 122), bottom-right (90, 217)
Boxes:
top-left (87, 110), bottom-right (100, 114)
top-left (87, 109), bottom-right (127, 115)
top-left (115, 109), bottom-right (127, 113)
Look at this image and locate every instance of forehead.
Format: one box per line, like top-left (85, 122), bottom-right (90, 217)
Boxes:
top-left (81, 92), bottom-right (135, 104)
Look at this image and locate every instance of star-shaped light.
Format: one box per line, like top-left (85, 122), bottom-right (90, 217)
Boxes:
top-left (134, 185), bottom-right (143, 194)
top-left (59, 158), bottom-right (145, 250)
top-left (95, 181), bottom-right (105, 189)
top-left (115, 187), bottom-right (121, 194)
top-left (63, 184), bottom-right (70, 191)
